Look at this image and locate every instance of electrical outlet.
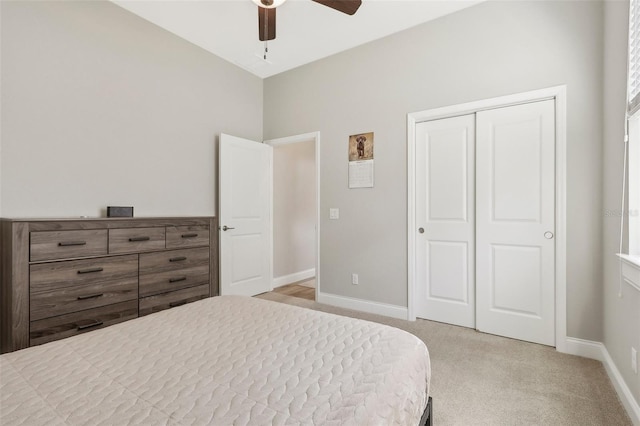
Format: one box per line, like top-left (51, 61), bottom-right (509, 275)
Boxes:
top-left (351, 273), bottom-right (359, 285)
top-left (632, 347), bottom-right (638, 374)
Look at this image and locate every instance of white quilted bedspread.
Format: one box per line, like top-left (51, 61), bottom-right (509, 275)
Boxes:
top-left (0, 296), bottom-right (430, 425)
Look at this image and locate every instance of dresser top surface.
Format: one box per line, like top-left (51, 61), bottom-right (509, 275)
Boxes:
top-left (1, 216), bottom-right (215, 223)
top-left (1, 217), bottom-right (216, 232)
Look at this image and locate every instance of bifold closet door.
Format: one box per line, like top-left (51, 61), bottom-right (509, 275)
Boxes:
top-left (415, 114), bottom-right (476, 328)
top-left (475, 100), bottom-right (556, 346)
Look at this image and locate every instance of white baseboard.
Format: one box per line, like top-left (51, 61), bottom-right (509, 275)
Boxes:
top-left (564, 337), bottom-right (605, 361)
top-left (601, 348), bottom-right (640, 425)
top-left (564, 337), bottom-right (640, 425)
top-left (316, 291), bottom-right (408, 320)
top-left (272, 268), bottom-right (315, 288)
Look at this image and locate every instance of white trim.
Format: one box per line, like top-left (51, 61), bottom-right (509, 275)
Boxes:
top-left (265, 132), bottom-right (318, 147)
top-left (407, 113), bottom-right (475, 325)
top-left (618, 253), bottom-right (640, 292)
top-left (602, 346), bottom-right (640, 425)
top-left (408, 86), bottom-right (561, 123)
top-left (269, 146), bottom-right (274, 292)
top-left (316, 134), bottom-right (321, 301)
top-left (264, 132), bottom-right (321, 298)
top-left (272, 268), bottom-right (316, 288)
top-left (619, 253), bottom-right (640, 269)
top-left (564, 337), bottom-right (606, 361)
top-left (565, 338), bottom-right (640, 425)
top-left (554, 86), bottom-right (568, 353)
top-left (407, 114), bottom-right (417, 322)
top-left (317, 291), bottom-right (409, 320)
top-left (407, 85), bottom-right (568, 352)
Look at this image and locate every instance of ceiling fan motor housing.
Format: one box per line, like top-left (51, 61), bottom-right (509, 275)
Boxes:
top-left (254, 0), bottom-right (285, 9)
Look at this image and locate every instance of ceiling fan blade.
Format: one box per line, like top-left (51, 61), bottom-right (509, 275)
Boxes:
top-left (258, 7), bottom-right (276, 41)
top-left (311, 0), bottom-right (362, 16)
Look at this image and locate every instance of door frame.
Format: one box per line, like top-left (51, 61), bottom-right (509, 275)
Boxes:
top-left (407, 85), bottom-right (567, 352)
top-left (264, 132), bottom-right (321, 300)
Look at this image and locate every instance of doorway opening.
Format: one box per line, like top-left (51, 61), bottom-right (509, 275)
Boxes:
top-left (266, 132), bottom-right (320, 302)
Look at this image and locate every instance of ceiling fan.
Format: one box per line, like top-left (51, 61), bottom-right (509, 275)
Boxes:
top-left (252, 0), bottom-right (362, 41)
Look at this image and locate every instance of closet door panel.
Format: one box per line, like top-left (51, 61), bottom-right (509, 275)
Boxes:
top-left (415, 114), bottom-right (476, 328)
top-left (476, 100), bottom-right (555, 346)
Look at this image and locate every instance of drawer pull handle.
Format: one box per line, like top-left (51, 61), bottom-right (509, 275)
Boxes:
top-left (181, 233), bottom-right (198, 238)
top-left (77, 293), bottom-right (104, 300)
top-left (129, 236), bottom-right (150, 242)
top-left (77, 267), bottom-right (104, 274)
top-left (77, 321), bottom-right (104, 331)
top-left (169, 276), bottom-right (187, 283)
top-left (169, 256), bottom-right (187, 262)
top-left (58, 241), bottom-right (87, 247)
top-left (169, 300), bottom-right (187, 308)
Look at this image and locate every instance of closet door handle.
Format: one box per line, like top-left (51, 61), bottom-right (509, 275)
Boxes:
top-left (544, 231), bottom-right (554, 239)
top-left (418, 228), bottom-right (425, 234)
top-left (222, 226), bottom-right (235, 231)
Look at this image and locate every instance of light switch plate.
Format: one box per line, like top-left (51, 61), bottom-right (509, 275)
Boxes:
top-left (329, 208), bottom-right (339, 220)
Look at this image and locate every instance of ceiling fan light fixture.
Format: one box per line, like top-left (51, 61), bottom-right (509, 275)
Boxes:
top-left (252, 0), bottom-right (287, 9)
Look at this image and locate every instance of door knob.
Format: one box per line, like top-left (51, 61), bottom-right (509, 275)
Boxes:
top-left (418, 227), bottom-right (425, 234)
top-left (222, 226), bottom-right (235, 231)
top-left (544, 231), bottom-right (554, 239)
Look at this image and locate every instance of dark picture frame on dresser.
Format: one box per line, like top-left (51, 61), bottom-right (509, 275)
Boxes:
top-left (0, 217), bottom-right (218, 353)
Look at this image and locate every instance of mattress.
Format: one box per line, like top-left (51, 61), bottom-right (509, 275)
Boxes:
top-left (0, 295), bottom-right (430, 425)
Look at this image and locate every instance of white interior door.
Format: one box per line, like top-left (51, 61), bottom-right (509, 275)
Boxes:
top-left (415, 114), bottom-right (476, 328)
top-left (219, 133), bottom-right (272, 296)
top-left (476, 100), bottom-right (556, 346)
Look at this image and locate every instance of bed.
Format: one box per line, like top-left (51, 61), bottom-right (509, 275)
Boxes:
top-left (0, 295), bottom-right (431, 425)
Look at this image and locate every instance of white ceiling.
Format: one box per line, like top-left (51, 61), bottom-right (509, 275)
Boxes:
top-left (112, 0), bottom-right (483, 79)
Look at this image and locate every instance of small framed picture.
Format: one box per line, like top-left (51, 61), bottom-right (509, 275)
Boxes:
top-left (349, 132), bottom-right (374, 161)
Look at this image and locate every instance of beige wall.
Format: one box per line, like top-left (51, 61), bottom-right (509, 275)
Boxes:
top-left (264, 0), bottom-right (605, 341)
top-left (0, 1), bottom-right (262, 218)
top-left (603, 0), bottom-right (640, 407)
top-left (273, 140), bottom-right (316, 279)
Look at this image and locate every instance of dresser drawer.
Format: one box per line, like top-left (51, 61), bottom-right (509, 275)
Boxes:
top-left (139, 266), bottom-right (209, 297)
top-left (30, 230), bottom-right (108, 262)
top-left (139, 284), bottom-right (209, 316)
top-left (139, 247), bottom-right (209, 274)
top-left (30, 255), bottom-right (138, 293)
top-left (30, 257), bottom-right (138, 321)
top-left (139, 248), bottom-right (209, 297)
top-left (166, 225), bottom-right (209, 249)
top-left (109, 227), bottom-right (165, 254)
top-left (29, 300), bottom-right (138, 347)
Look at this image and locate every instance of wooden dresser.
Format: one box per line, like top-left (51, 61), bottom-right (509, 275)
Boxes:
top-left (0, 217), bottom-right (218, 353)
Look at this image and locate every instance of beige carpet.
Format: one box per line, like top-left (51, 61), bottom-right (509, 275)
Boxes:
top-left (256, 292), bottom-right (632, 426)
